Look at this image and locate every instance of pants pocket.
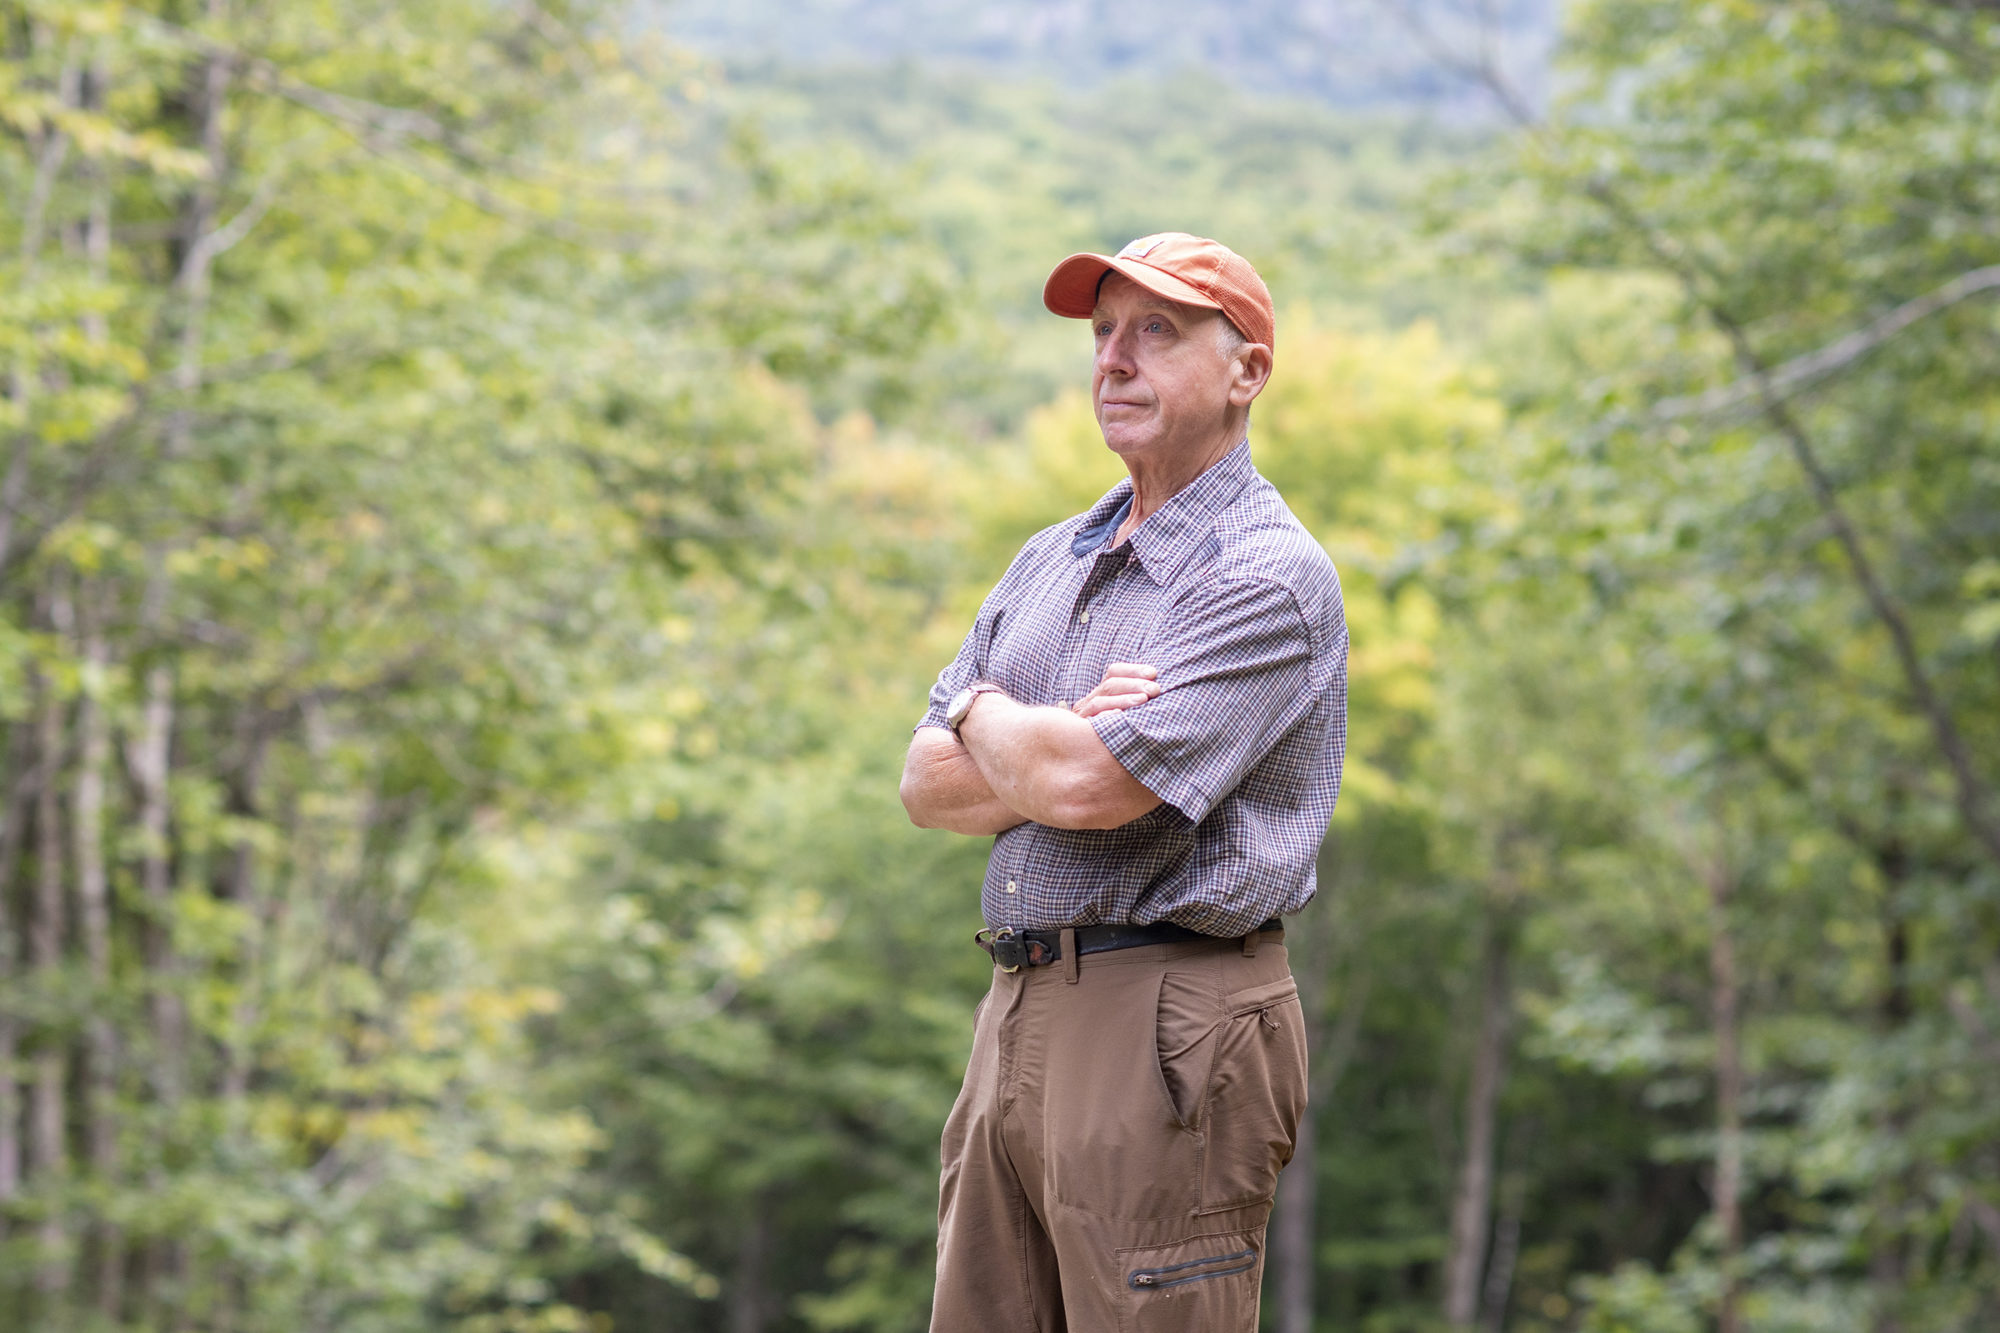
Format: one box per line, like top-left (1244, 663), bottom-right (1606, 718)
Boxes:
top-left (1198, 983), bottom-right (1307, 1212)
top-left (1153, 965), bottom-right (1218, 1128)
top-left (1114, 1228), bottom-right (1264, 1331)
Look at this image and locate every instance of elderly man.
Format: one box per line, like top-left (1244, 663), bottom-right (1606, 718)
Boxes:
top-left (900, 233), bottom-right (1347, 1331)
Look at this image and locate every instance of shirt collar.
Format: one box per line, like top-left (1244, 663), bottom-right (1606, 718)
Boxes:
top-left (1069, 440), bottom-right (1255, 585)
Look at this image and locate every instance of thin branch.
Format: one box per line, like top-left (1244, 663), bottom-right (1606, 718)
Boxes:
top-left (1654, 265), bottom-right (2000, 422)
top-left (184, 165), bottom-right (286, 269)
top-left (15, 104), bottom-right (73, 268)
top-left (2, 47), bottom-right (81, 578)
top-left (1371, 0), bottom-right (1540, 127)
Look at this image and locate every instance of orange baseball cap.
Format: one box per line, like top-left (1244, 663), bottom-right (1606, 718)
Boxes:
top-left (1043, 232), bottom-right (1275, 350)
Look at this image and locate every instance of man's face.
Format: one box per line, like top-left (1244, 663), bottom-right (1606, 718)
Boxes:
top-left (1091, 272), bottom-right (1244, 465)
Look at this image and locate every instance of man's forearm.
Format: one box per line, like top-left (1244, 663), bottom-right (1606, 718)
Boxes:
top-left (900, 727), bottom-right (1029, 835)
top-left (958, 692), bottom-right (1160, 830)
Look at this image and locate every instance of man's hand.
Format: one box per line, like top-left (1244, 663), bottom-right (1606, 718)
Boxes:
top-left (1071, 662), bottom-right (1161, 718)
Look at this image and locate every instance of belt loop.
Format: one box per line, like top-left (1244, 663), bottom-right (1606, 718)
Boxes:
top-left (1241, 928), bottom-right (1260, 958)
top-left (1061, 927), bottom-right (1079, 983)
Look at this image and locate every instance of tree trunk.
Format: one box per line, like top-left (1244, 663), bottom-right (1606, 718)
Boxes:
top-left (220, 715), bottom-right (270, 1106)
top-left (137, 65), bottom-right (232, 1325)
top-left (730, 1196), bottom-right (773, 1333)
top-left (1871, 847), bottom-right (1913, 1333)
top-left (80, 43), bottom-right (112, 347)
top-left (30, 662), bottom-right (71, 1301)
top-left (128, 26), bottom-right (231, 1310)
top-left (128, 663), bottom-right (182, 1100)
top-left (76, 45), bottom-right (124, 1310)
top-left (1478, 1167), bottom-right (1525, 1333)
top-left (165, 0), bottom-right (234, 462)
top-left (126, 660), bottom-right (185, 1323)
top-left (0, 721), bottom-right (31, 1226)
top-left (73, 609), bottom-right (122, 1317)
top-left (1707, 861), bottom-right (1743, 1333)
top-left (1444, 916), bottom-right (1512, 1328)
top-left (0, 44), bottom-right (78, 582)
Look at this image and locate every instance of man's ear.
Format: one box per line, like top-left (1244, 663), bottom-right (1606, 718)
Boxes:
top-left (1228, 344), bottom-right (1273, 408)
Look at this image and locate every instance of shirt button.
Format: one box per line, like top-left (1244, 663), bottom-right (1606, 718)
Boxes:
top-left (1079, 610), bottom-right (1091, 624)
top-left (1006, 880), bottom-right (1018, 893)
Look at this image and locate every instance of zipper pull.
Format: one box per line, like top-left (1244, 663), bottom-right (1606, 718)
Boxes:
top-left (1260, 1007), bottom-right (1279, 1031)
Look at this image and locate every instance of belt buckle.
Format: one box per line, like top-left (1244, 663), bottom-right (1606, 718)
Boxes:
top-left (977, 927), bottom-right (1029, 972)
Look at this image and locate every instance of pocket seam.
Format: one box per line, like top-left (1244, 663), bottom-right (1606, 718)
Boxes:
top-left (1147, 969), bottom-right (1196, 1130)
top-left (1223, 976), bottom-right (1298, 1018)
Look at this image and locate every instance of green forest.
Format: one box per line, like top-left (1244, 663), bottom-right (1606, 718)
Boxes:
top-left (2, 1), bottom-right (1997, 1330)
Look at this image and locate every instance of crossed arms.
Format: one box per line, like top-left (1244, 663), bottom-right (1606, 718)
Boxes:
top-left (898, 663), bottom-right (1167, 834)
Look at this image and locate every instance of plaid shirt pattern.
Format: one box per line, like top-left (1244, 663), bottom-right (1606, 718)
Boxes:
top-left (919, 441), bottom-right (1348, 937)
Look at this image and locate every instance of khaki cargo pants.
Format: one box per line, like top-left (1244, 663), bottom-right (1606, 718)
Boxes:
top-left (929, 927), bottom-right (1307, 1332)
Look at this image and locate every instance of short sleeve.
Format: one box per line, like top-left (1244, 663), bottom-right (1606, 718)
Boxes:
top-left (1089, 576), bottom-right (1317, 821)
top-left (916, 607), bottom-right (990, 733)
top-left (916, 533), bottom-right (1065, 731)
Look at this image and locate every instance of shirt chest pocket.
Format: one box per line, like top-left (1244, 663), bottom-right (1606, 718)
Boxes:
top-left (974, 605), bottom-right (1047, 700)
top-left (1071, 604), bottom-right (1169, 700)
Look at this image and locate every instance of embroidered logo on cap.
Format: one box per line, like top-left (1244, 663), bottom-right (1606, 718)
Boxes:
top-left (1116, 236), bottom-right (1167, 260)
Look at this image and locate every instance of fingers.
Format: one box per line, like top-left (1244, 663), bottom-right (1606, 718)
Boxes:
top-left (1096, 663), bottom-right (1161, 702)
top-left (1072, 664), bottom-right (1163, 719)
top-left (1074, 690), bottom-right (1154, 719)
top-left (1095, 678), bottom-right (1160, 706)
top-left (1099, 670), bottom-right (1161, 699)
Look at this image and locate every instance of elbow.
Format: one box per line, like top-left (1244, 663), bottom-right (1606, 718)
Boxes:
top-left (1041, 792), bottom-right (1107, 830)
top-left (898, 770), bottom-right (935, 828)
top-left (1039, 777), bottom-right (1146, 831)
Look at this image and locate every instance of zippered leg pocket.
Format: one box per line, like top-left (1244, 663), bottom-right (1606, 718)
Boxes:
top-left (1113, 1228), bottom-right (1264, 1329)
top-left (1128, 1245), bottom-right (1256, 1289)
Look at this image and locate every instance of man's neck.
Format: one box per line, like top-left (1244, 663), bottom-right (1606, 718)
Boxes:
top-left (1114, 431), bottom-right (1244, 546)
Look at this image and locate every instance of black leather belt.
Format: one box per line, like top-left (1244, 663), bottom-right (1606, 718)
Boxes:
top-left (974, 918), bottom-right (1283, 972)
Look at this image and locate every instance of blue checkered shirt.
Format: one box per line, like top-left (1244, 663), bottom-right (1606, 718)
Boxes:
top-left (918, 441), bottom-right (1348, 937)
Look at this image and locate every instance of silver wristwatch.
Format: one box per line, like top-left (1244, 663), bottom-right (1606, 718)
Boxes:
top-left (945, 682), bottom-right (1006, 741)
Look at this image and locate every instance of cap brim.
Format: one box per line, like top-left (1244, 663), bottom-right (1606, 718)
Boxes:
top-left (1042, 252), bottom-right (1224, 321)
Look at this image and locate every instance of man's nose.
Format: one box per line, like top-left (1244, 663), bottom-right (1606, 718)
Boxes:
top-left (1095, 327), bottom-right (1135, 376)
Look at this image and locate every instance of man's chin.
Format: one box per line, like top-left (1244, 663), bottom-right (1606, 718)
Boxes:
top-left (1097, 426), bottom-right (1158, 458)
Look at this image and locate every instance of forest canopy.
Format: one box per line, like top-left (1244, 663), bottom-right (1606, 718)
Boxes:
top-left (1, 1), bottom-right (1997, 1331)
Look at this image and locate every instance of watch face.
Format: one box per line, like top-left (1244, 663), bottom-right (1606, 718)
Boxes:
top-left (947, 688), bottom-right (976, 728)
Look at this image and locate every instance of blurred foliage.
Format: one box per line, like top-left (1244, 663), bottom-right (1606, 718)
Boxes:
top-left (2, 0), bottom-right (1998, 1331)
top-left (644, 0), bottom-right (1559, 114)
